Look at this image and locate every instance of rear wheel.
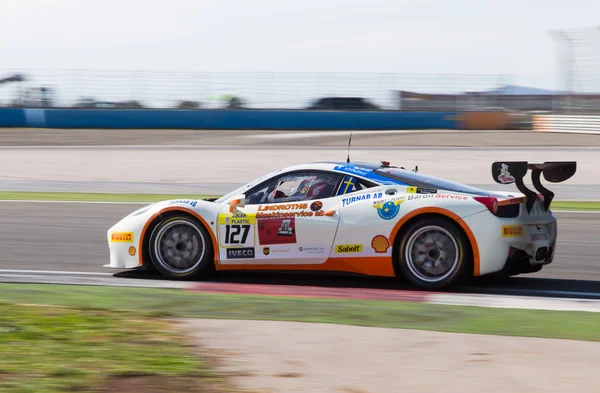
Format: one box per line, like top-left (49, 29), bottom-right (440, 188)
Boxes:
top-left (397, 216), bottom-right (470, 290)
top-left (148, 214), bottom-right (214, 280)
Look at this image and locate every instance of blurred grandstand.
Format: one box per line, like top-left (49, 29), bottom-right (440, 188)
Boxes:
top-left (1, 69), bottom-right (598, 115)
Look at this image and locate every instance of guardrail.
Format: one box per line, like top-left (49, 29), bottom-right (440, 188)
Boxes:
top-left (533, 115), bottom-right (600, 133)
top-left (0, 108), bottom-right (460, 130)
top-left (0, 108), bottom-right (527, 130)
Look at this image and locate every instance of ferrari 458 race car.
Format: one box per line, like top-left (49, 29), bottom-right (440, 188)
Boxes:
top-left (106, 159), bottom-right (576, 290)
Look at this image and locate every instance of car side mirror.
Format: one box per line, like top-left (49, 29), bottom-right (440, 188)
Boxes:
top-left (229, 195), bottom-right (246, 213)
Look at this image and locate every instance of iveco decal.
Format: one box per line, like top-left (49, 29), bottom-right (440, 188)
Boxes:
top-left (226, 247), bottom-right (255, 259)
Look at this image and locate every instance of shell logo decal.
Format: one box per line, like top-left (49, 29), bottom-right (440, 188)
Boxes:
top-left (371, 235), bottom-right (390, 253)
top-left (128, 246), bottom-right (136, 256)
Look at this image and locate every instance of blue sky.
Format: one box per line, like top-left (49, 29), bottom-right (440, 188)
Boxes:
top-left (1, 0), bottom-right (599, 107)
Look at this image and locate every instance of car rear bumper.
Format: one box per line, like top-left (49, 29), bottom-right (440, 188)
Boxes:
top-left (463, 209), bottom-right (558, 276)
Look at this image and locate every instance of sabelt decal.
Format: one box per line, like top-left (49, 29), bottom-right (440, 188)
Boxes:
top-left (407, 186), bottom-right (437, 194)
top-left (371, 235), bottom-right (390, 253)
top-left (111, 232), bottom-right (134, 242)
top-left (334, 244), bottom-right (363, 253)
top-left (502, 225), bottom-right (523, 237)
top-left (258, 217), bottom-right (297, 245)
top-left (226, 247), bottom-right (255, 259)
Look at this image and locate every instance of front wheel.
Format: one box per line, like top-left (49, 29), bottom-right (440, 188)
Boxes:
top-left (148, 214), bottom-right (214, 280)
top-left (397, 217), bottom-right (470, 290)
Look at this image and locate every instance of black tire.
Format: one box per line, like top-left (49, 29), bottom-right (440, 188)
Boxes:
top-left (148, 214), bottom-right (215, 280)
top-left (396, 216), bottom-right (470, 290)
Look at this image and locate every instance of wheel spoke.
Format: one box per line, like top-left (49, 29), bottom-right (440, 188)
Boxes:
top-left (404, 225), bottom-right (460, 283)
top-left (152, 219), bottom-right (206, 275)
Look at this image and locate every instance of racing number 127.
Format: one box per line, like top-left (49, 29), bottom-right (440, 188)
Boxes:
top-left (224, 224), bottom-right (250, 244)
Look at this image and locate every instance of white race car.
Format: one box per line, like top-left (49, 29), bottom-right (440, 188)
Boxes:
top-left (106, 160), bottom-right (576, 290)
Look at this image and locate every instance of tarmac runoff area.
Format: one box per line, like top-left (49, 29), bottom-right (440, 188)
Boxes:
top-left (2, 128), bottom-right (600, 392)
top-left (1, 145), bottom-right (600, 199)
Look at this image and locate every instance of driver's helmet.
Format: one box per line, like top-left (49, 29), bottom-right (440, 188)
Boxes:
top-left (267, 189), bottom-right (287, 201)
top-left (305, 179), bottom-right (333, 199)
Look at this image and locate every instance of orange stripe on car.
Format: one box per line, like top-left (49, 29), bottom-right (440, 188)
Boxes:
top-left (216, 256), bottom-right (396, 277)
top-left (388, 207), bottom-right (481, 277)
top-left (138, 207), bottom-right (219, 267)
top-left (498, 197), bottom-right (527, 206)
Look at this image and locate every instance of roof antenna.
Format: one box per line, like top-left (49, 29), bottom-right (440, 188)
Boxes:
top-left (346, 98), bottom-right (361, 163)
top-left (346, 129), bottom-right (353, 163)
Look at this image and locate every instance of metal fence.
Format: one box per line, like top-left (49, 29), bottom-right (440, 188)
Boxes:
top-left (0, 69), bottom-right (513, 110)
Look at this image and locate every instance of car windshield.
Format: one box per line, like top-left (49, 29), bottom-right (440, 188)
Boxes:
top-left (213, 169), bottom-right (283, 204)
top-left (374, 168), bottom-right (492, 196)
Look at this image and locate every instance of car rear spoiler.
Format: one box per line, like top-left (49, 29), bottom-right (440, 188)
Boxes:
top-left (491, 161), bottom-right (577, 213)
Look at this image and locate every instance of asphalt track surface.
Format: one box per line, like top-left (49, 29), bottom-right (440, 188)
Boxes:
top-left (1, 201), bottom-right (599, 299)
top-left (3, 128), bottom-right (600, 147)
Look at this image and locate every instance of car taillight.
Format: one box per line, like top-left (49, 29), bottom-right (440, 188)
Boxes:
top-left (473, 196), bottom-right (499, 215)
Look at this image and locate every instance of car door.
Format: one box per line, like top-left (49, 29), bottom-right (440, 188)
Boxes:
top-left (216, 170), bottom-right (343, 265)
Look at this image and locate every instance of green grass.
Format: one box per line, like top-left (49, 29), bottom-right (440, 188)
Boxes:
top-left (1, 284), bottom-right (599, 342)
top-left (0, 302), bottom-right (225, 393)
top-left (550, 201), bottom-right (600, 211)
top-left (0, 191), bottom-right (599, 210)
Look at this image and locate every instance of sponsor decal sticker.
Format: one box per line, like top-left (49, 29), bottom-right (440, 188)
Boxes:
top-left (502, 225), bottom-right (523, 237)
top-left (371, 235), bottom-right (390, 253)
top-left (407, 186), bottom-right (437, 194)
top-left (258, 217), bottom-right (297, 245)
top-left (333, 164), bottom-right (371, 176)
top-left (128, 246), bottom-right (136, 256)
top-left (169, 200), bottom-right (198, 207)
top-left (497, 163), bottom-right (516, 184)
top-left (258, 203), bottom-right (307, 211)
top-left (334, 244), bottom-right (363, 253)
top-left (298, 245), bottom-right (326, 254)
top-left (111, 232), bottom-right (134, 242)
top-left (407, 194), bottom-right (435, 201)
top-left (372, 197), bottom-right (404, 220)
top-left (341, 192), bottom-right (383, 208)
top-left (435, 194), bottom-right (469, 200)
top-left (310, 201), bottom-right (323, 212)
top-left (531, 233), bottom-right (549, 241)
top-left (263, 246), bottom-right (289, 255)
top-left (218, 213), bottom-right (257, 248)
top-left (226, 247), bottom-right (255, 259)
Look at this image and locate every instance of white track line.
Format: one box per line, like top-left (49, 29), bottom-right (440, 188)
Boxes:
top-left (0, 269), bottom-right (115, 276)
top-left (0, 200), bottom-right (149, 204)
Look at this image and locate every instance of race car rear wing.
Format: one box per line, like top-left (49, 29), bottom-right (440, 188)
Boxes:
top-left (491, 161), bottom-right (577, 213)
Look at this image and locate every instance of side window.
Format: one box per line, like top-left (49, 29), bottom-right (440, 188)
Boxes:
top-left (337, 175), bottom-right (377, 196)
top-left (245, 172), bottom-right (342, 205)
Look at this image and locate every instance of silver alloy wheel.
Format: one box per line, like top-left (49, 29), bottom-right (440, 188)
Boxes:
top-left (152, 219), bottom-right (206, 275)
top-left (404, 225), bottom-right (459, 283)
